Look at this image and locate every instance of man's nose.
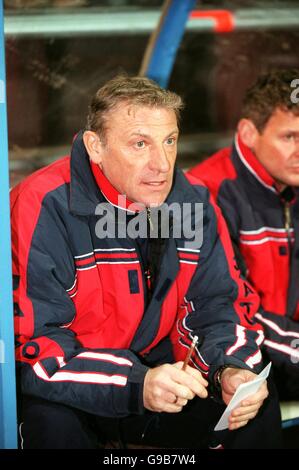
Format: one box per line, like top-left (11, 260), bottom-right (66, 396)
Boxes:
top-left (148, 145), bottom-right (171, 173)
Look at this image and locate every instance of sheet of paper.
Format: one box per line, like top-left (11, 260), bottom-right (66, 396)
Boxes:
top-left (214, 362), bottom-right (272, 431)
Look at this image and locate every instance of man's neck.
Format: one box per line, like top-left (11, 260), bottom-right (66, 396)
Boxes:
top-left (276, 182), bottom-right (287, 193)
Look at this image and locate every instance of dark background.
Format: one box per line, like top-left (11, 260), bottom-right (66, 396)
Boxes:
top-left (4, 0), bottom-right (299, 185)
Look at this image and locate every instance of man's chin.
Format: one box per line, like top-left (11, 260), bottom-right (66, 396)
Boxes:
top-left (283, 175), bottom-right (299, 188)
top-left (146, 197), bottom-right (168, 208)
top-left (140, 193), bottom-right (169, 208)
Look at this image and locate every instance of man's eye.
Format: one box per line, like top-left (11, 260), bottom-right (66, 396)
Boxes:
top-left (166, 137), bottom-right (175, 145)
top-left (284, 134), bottom-right (294, 141)
top-left (136, 141), bottom-right (145, 148)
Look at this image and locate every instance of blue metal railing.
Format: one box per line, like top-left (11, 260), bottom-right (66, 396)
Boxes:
top-left (143, 0), bottom-right (196, 88)
top-left (0, 1), bottom-right (18, 449)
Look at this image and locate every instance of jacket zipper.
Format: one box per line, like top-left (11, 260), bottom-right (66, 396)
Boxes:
top-left (133, 210), bottom-right (153, 308)
top-left (146, 208), bottom-right (153, 298)
top-left (147, 208), bottom-right (154, 232)
top-left (284, 201), bottom-right (292, 252)
top-left (132, 238), bottom-right (148, 308)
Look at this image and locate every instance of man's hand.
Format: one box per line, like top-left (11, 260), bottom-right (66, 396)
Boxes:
top-left (220, 367), bottom-right (269, 431)
top-left (143, 361), bottom-right (208, 413)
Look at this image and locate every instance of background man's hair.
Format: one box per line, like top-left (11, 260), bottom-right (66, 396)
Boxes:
top-left (86, 75), bottom-right (184, 140)
top-left (241, 69), bottom-right (299, 132)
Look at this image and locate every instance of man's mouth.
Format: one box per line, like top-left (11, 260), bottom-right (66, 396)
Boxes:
top-left (142, 181), bottom-right (167, 186)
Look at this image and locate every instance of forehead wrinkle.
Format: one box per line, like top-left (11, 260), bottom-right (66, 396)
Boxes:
top-left (129, 128), bottom-right (179, 138)
top-left (104, 103), bottom-right (177, 139)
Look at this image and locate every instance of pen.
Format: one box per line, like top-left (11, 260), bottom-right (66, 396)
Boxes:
top-left (182, 335), bottom-right (198, 370)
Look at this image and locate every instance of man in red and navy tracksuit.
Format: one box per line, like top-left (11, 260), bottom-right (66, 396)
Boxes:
top-left (189, 69), bottom-right (299, 401)
top-left (12, 75), bottom-right (281, 449)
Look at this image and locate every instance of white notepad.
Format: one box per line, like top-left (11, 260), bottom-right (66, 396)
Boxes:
top-left (214, 362), bottom-right (272, 431)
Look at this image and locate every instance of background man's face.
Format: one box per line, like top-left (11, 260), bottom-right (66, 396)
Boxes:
top-left (252, 108), bottom-right (299, 189)
top-left (98, 103), bottom-right (178, 207)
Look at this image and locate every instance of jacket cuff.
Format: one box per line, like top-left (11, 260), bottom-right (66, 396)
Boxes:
top-left (127, 361), bottom-right (149, 414)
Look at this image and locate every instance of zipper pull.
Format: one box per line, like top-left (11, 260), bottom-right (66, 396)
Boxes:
top-left (147, 208), bottom-right (154, 232)
top-left (284, 202), bottom-right (291, 232)
top-left (284, 202), bottom-right (293, 255)
top-left (145, 268), bottom-right (152, 290)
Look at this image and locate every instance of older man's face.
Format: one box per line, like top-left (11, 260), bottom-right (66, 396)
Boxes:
top-left (95, 103), bottom-right (179, 207)
top-left (252, 108), bottom-right (299, 190)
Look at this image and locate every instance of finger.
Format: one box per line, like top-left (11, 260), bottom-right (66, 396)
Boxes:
top-left (184, 365), bottom-right (209, 386)
top-left (232, 402), bottom-right (263, 417)
top-left (163, 390), bottom-right (191, 407)
top-left (159, 394), bottom-right (189, 412)
top-left (172, 368), bottom-right (209, 398)
top-left (163, 383), bottom-right (195, 401)
top-left (229, 420), bottom-right (249, 431)
top-left (163, 391), bottom-right (178, 404)
top-left (240, 394), bottom-right (268, 408)
top-left (230, 411), bottom-right (257, 424)
top-left (162, 401), bottom-right (185, 413)
top-left (241, 392), bottom-right (268, 407)
top-left (241, 384), bottom-right (268, 406)
top-left (174, 362), bottom-right (209, 387)
top-left (179, 381), bottom-right (207, 399)
top-left (165, 373), bottom-right (207, 400)
top-left (174, 397), bottom-right (188, 407)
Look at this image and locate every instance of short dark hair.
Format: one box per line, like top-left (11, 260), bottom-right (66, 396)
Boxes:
top-left (241, 69), bottom-right (299, 132)
top-left (86, 75), bottom-right (184, 140)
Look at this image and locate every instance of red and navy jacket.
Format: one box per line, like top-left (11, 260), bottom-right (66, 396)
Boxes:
top-left (189, 134), bottom-right (299, 367)
top-left (11, 131), bottom-right (263, 418)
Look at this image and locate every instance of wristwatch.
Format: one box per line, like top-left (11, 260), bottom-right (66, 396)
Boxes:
top-left (214, 364), bottom-right (233, 388)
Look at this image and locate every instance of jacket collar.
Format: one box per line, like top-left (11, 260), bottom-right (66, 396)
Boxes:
top-left (69, 131), bottom-right (104, 216)
top-left (90, 161), bottom-right (144, 213)
top-left (234, 132), bottom-right (279, 194)
top-left (69, 131), bottom-right (145, 216)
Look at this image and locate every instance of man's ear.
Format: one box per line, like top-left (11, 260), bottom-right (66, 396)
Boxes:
top-left (237, 119), bottom-right (259, 149)
top-left (83, 130), bottom-right (103, 167)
